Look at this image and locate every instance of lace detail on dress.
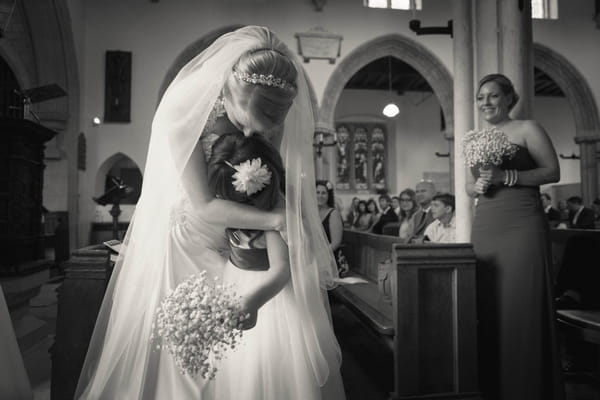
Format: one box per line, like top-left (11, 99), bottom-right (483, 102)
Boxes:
top-left (200, 95), bottom-right (226, 160)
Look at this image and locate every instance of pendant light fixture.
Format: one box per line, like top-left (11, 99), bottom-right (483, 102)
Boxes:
top-left (382, 56), bottom-right (400, 118)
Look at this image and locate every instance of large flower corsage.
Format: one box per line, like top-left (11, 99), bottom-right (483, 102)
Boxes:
top-left (153, 271), bottom-right (247, 379)
top-left (229, 158), bottom-right (271, 196)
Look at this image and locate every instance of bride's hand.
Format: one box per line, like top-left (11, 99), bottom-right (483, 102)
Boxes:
top-left (238, 297), bottom-right (258, 330)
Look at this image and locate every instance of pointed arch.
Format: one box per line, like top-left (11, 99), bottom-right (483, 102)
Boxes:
top-left (318, 34), bottom-right (453, 136)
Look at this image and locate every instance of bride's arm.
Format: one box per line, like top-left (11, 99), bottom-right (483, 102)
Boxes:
top-left (239, 230), bottom-right (291, 329)
top-left (182, 139), bottom-right (284, 231)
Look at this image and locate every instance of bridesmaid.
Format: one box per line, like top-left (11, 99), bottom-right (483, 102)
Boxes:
top-left (466, 73), bottom-right (563, 400)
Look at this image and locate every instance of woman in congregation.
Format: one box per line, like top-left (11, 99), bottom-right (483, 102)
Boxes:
top-left (351, 200), bottom-right (369, 230)
top-left (76, 26), bottom-right (344, 400)
top-left (316, 180), bottom-right (349, 277)
top-left (396, 188), bottom-right (425, 243)
top-left (466, 73), bottom-right (563, 400)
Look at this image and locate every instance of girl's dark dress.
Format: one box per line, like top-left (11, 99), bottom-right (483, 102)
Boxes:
top-left (471, 144), bottom-right (564, 400)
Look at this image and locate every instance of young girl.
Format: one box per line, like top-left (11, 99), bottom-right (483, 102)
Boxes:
top-left (208, 132), bottom-right (345, 400)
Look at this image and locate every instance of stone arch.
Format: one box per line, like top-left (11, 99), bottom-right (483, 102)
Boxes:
top-left (534, 43), bottom-right (600, 202)
top-left (534, 43), bottom-right (600, 137)
top-left (319, 34), bottom-right (454, 135)
top-left (2, 0), bottom-right (81, 248)
top-left (157, 25), bottom-right (319, 118)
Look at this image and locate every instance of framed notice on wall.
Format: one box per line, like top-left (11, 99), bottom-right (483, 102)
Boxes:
top-left (104, 50), bottom-right (132, 122)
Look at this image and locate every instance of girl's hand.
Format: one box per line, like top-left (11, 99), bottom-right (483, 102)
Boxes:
top-left (474, 177), bottom-right (491, 194)
top-left (238, 297), bottom-right (258, 330)
top-left (479, 166), bottom-right (504, 185)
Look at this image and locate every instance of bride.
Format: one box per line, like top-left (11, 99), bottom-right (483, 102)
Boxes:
top-left (75, 26), bottom-right (344, 399)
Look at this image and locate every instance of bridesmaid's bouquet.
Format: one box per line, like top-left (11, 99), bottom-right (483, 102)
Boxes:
top-left (461, 127), bottom-right (518, 168)
top-left (153, 271), bottom-right (247, 379)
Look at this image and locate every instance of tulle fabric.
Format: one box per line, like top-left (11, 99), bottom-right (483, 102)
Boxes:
top-left (75, 26), bottom-right (342, 399)
top-left (0, 285), bottom-right (33, 400)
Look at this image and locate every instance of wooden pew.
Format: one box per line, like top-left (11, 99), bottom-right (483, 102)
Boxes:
top-left (334, 230), bottom-right (480, 399)
top-left (51, 244), bottom-right (113, 400)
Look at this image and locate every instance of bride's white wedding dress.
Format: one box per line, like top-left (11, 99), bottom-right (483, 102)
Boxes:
top-left (75, 26), bottom-right (344, 400)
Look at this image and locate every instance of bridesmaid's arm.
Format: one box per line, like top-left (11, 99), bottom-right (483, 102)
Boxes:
top-left (465, 169), bottom-right (490, 197)
top-left (182, 139), bottom-right (284, 231)
top-left (481, 120), bottom-right (560, 187)
top-left (239, 230), bottom-right (291, 329)
top-left (518, 120), bottom-right (560, 185)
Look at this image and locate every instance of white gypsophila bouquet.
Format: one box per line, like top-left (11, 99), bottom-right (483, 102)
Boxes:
top-left (461, 127), bottom-right (519, 168)
top-left (153, 271), bottom-right (247, 379)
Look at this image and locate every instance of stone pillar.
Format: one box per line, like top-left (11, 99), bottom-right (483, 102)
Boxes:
top-left (453, 0), bottom-right (474, 242)
top-left (499, 0), bottom-right (534, 119)
top-left (575, 135), bottom-right (600, 204)
top-left (474, 0), bottom-right (534, 119)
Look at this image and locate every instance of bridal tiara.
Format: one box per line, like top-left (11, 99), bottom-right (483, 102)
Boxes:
top-left (232, 71), bottom-right (295, 91)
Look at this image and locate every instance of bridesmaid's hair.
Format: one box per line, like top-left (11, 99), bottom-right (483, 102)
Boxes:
top-left (477, 73), bottom-right (520, 111)
top-left (226, 48), bottom-right (298, 127)
top-left (208, 132), bottom-right (285, 211)
top-left (315, 180), bottom-right (335, 208)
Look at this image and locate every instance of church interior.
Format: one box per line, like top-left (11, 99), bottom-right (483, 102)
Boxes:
top-left (1, 0), bottom-right (599, 399)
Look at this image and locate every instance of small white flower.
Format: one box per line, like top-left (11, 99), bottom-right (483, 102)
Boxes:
top-left (231, 158), bottom-right (272, 196)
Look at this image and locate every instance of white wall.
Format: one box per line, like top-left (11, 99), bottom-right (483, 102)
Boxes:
top-left (67, 0), bottom-right (600, 245)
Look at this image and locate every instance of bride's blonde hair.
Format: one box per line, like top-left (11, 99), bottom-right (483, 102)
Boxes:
top-left (226, 48), bottom-right (298, 127)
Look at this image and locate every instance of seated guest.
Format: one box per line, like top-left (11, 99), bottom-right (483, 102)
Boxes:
top-left (540, 192), bottom-right (561, 226)
top-left (566, 196), bottom-right (596, 229)
top-left (391, 196), bottom-right (401, 217)
top-left (422, 193), bottom-right (456, 243)
top-left (555, 233), bottom-right (600, 310)
top-left (412, 180), bottom-right (437, 239)
top-left (397, 188), bottom-right (425, 243)
top-left (354, 200), bottom-right (377, 231)
top-left (371, 194), bottom-right (399, 235)
top-left (558, 199), bottom-right (570, 222)
top-left (592, 198), bottom-right (600, 228)
top-left (345, 197), bottom-right (360, 227)
top-left (316, 180), bottom-right (348, 277)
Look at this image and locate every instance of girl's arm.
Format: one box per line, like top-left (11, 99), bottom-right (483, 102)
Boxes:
top-left (182, 139), bottom-right (284, 231)
top-left (239, 230), bottom-right (291, 329)
top-left (327, 208), bottom-right (344, 251)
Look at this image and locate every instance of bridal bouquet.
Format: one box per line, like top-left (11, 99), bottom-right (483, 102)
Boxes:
top-left (461, 127), bottom-right (518, 168)
top-left (153, 271), bottom-right (247, 379)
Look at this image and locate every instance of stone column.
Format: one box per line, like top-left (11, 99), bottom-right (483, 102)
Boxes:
top-left (474, 0), bottom-right (534, 119)
top-left (453, 0), bottom-right (474, 242)
top-left (575, 135), bottom-right (600, 204)
top-left (499, 0), bottom-right (534, 119)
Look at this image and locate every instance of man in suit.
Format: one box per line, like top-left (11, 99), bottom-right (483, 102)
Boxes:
top-left (566, 196), bottom-right (596, 229)
top-left (412, 180), bottom-right (436, 239)
top-left (371, 194), bottom-right (399, 235)
top-left (540, 192), bottom-right (561, 226)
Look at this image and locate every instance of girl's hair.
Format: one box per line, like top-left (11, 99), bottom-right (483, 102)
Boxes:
top-left (208, 132), bottom-right (284, 211)
top-left (357, 200), bottom-right (367, 213)
top-left (398, 188), bottom-right (419, 221)
top-left (366, 199), bottom-right (379, 213)
top-left (315, 180), bottom-right (335, 208)
top-left (226, 48), bottom-right (298, 127)
top-left (477, 73), bottom-right (520, 111)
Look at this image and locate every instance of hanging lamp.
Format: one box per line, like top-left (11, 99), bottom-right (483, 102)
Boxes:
top-left (382, 56), bottom-right (400, 118)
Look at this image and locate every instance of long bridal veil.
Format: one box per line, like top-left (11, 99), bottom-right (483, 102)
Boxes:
top-left (76, 26), bottom-right (341, 399)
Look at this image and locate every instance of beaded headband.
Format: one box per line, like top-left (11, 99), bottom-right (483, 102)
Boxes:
top-left (232, 71), bottom-right (295, 91)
